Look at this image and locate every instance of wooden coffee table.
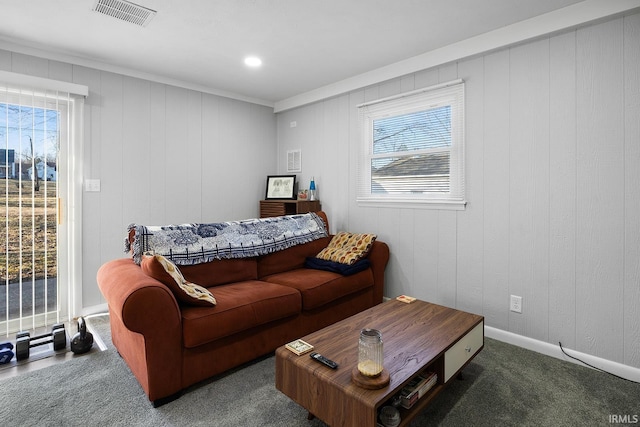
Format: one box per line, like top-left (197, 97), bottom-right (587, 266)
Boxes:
top-left (275, 299), bottom-right (484, 427)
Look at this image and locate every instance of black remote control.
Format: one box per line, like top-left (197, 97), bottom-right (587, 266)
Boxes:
top-left (310, 352), bottom-right (338, 369)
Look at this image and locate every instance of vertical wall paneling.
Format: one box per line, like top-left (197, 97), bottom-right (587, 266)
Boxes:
top-left (438, 63), bottom-right (458, 83)
top-left (481, 49), bottom-right (511, 331)
top-left (333, 94), bottom-right (351, 232)
top-left (164, 86), bottom-right (189, 222)
top-left (246, 103), bottom-right (277, 218)
top-left (437, 210), bottom-right (457, 308)
top-left (10, 52), bottom-right (48, 78)
top-left (219, 98), bottom-right (241, 220)
top-left (575, 18), bottom-right (625, 362)
top-left (231, 100), bottom-right (251, 219)
top-left (200, 94), bottom-right (221, 218)
top-left (122, 77), bottom-right (151, 225)
top-left (74, 66), bottom-right (103, 304)
top-left (412, 209), bottom-right (440, 303)
top-left (400, 75), bottom-right (415, 94)
top-left (321, 97), bottom-right (338, 210)
top-left (320, 97), bottom-right (340, 229)
top-left (396, 209), bottom-right (415, 298)
top-left (251, 103), bottom-right (279, 217)
top-left (378, 78), bottom-right (402, 99)
top-left (456, 56), bottom-right (485, 315)
top-left (623, 13), bottom-right (640, 368)
top-left (47, 60), bottom-right (73, 83)
top-left (414, 68), bottom-right (439, 91)
top-left (347, 89), bottom-right (365, 226)
top-left (548, 31), bottom-right (578, 348)
top-left (99, 72), bottom-right (125, 257)
top-left (148, 82), bottom-right (167, 224)
top-left (378, 207), bottom-right (402, 297)
top-left (508, 39), bottom-right (551, 340)
top-left (309, 102), bottom-right (324, 209)
top-left (186, 91), bottom-right (203, 221)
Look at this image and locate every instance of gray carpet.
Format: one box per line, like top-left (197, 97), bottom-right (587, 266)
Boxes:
top-left (0, 315), bottom-right (638, 427)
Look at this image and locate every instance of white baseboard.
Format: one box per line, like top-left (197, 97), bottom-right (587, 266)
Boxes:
top-left (485, 326), bottom-right (640, 383)
top-left (81, 303), bottom-right (109, 317)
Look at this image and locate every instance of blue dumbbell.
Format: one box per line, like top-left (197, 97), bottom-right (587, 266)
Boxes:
top-left (0, 341), bottom-right (14, 364)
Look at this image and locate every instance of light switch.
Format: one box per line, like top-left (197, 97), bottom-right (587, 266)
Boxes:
top-left (85, 179), bottom-right (101, 192)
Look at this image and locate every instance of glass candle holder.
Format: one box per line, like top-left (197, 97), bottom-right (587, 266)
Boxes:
top-left (358, 328), bottom-right (383, 377)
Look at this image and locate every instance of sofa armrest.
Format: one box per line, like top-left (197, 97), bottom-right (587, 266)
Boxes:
top-left (366, 241), bottom-right (390, 304)
top-left (97, 258), bottom-right (182, 333)
top-left (97, 258), bottom-right (183, 402)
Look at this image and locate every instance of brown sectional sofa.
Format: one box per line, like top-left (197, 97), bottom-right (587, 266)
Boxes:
top-left (97, 212), bottom-right (389, 406)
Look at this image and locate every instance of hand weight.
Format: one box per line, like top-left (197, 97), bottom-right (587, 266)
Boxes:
top-left (15, 323), bottom-right (66, 361)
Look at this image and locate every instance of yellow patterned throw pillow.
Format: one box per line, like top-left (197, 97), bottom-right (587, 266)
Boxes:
top-left (141, 254), bottom-right (217, 306)
top-left (315, 232), bottom-right (377, 265)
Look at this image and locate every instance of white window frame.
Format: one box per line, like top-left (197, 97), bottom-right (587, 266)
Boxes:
top-left (357, 79), bottom-right (466, 210)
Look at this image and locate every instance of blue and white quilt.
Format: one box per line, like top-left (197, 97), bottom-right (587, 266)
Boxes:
top-left (125, 212), bottom-right (328, 265)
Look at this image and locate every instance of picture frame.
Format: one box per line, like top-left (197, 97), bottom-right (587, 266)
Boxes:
top-left (265, 175), bottom-right (296, 200)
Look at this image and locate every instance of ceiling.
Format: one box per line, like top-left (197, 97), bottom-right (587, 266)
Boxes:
top-left (0, 0), bottom-right (631, 108)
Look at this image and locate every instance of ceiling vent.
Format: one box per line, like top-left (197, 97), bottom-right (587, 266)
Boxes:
top-left (93, 0), bottom-right (156, 27)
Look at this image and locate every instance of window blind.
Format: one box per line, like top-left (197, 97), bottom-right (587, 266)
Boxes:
top-left (1, 72), bottom-right (86, 335)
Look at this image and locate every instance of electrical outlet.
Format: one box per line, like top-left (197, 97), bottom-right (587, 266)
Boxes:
top-left (510, 295), bottom-right (522, 313)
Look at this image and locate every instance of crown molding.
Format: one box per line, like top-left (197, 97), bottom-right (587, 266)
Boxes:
top-left (0, 39), bottom-right (274, 109)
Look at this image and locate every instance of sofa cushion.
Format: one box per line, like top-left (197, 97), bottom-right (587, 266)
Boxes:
top-left (262, 268), bottom-right (374, 310)
top-left (257, 236), bottom-right (332, 278)
top-left (180, 258), bottom-right (258, 287)
top-left (315, 232), bottom-right (376, 265)
top-left (180, 280), bottom-right (301, 348)
top-left (140, 255), bottom-right (217, 307)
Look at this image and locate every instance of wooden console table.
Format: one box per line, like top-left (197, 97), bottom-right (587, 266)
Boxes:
top-left (275, 299), bottom-right (484, 427)
top-left (259, 200), bottom-right (321, 218)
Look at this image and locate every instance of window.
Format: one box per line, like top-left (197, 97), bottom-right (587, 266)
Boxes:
top-left (357, 79), bottom-right (465, 209)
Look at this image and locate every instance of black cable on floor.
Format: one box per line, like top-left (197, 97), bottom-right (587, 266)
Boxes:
top-left (559, 342), bottom-right (639, 384)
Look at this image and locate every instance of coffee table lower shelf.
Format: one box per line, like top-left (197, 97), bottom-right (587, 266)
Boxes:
top-left (275, 299), bottom-right (484, 427)
top-left (395, 383), bottom-right (445, 426)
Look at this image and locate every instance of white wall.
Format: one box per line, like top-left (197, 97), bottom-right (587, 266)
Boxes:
top-left (0, 49), bottom-right (277, 309)
top-left (277, 14), bottom-right (640, 370)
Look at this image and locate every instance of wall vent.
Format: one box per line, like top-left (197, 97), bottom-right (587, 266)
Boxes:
top-left (93, 0), bottom-right (156, 27)
top-left (287, 150), bottom-right (302, 173)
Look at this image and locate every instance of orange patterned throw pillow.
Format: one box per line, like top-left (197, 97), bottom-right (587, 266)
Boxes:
top-left (141, 254), bottom-right (217, 306)
top-left (315, 232), bottom-right (377, 265)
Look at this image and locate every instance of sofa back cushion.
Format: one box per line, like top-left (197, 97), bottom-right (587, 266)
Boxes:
top-left (257, 236), bottom-right (331, 278)
top-left (180, 258), bottom-right (258, 287)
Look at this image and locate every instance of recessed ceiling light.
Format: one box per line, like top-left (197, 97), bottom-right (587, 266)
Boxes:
top-left (244, 56), bottom-right (262, 67)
